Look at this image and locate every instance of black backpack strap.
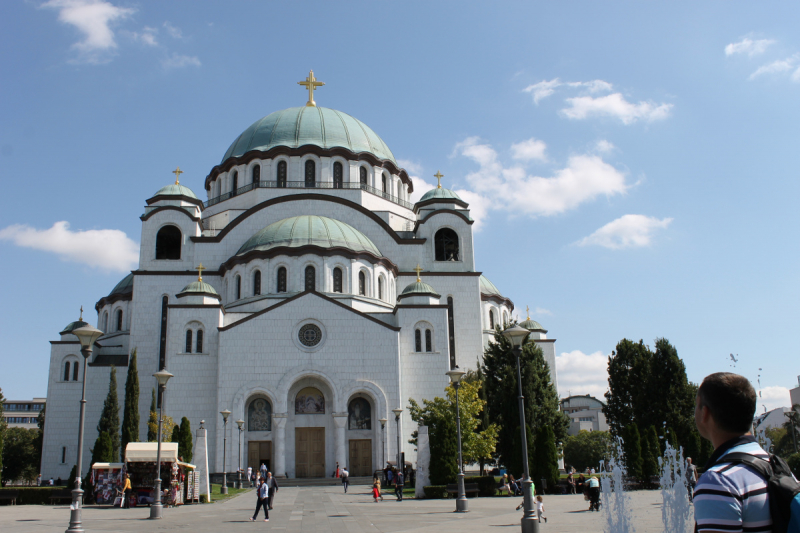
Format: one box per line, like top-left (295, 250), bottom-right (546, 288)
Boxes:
top-left (718, 452), bottom-right (773, 480)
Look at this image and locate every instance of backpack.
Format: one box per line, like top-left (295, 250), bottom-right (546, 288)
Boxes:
top-left (719, 452), bottom-right (800, 533)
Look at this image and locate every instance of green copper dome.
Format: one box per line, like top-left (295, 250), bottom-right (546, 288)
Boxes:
top-left (108, 274), bottom-right (134, 298)
top-left (479, 275), bottom-right (502, 297)
top-left (520, 317), bottom-right (546, 332)
top-left (153, 183), bottom-right (198, 199)
top-left (60, 319), bottom-right (89, 335)
top-left (177, 280), bottom-right (220, 299)
top-left (238, 216), bottom-right (381, 257)
top-left (222, 107), bottom-right (397, 165)
top-left (418, 187), bottom-right (462, 203)
top-left (398, 280), bottom-right (441, 299)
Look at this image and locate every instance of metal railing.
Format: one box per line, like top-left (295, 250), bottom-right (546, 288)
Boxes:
top-left (204, 180), bottom-right (413, 209)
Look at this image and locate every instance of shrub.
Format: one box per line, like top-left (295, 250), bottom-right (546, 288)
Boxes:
top-left (787, 453), bottom-right (800, 478)
top-left (464, 475), bottom-right (497, 497)
top-left (423, 485), bottom-right (448, 499)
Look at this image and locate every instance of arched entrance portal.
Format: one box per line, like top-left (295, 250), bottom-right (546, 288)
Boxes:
top-left (292, 385), bottom-right (327, 478)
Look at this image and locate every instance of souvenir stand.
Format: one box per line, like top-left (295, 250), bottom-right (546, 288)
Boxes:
top-left (91, 462), bottom-right (125, 505)
top-left (124, 443), bottom-right (197, 506)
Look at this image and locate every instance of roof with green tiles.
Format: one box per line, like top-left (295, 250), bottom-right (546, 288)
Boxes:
top-left (419, 187), bottom-right (462, 203)
top-left (222, 106), bottom-right (397, 165)
top-left (398, 280), bottom-right (441, 299)
top-left (153, 183), bottom-right (198, 199)
top-left (237, 215), bottom-right (381, 257)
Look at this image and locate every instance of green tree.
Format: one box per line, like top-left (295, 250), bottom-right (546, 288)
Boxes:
top-left (97, 366), bottom-right (121, 460)
top-left (91, 431), bottom-right (113, 464)
top-left (482, 328), bottom-right (568, 476)
top-left (148, 414), bottom-right (175, 442)
top-left (603, 339), bottom-right (651, 437)
top-left (120, 350), bottom-right (140, 461)
top-left (33, 405), bottom-right (46, 470)
top-left (171, 422), bottom-right (181, 443)
top-left (67, 464), bottom-right (77, 489)
top-left (147, 388), bottom-right (157, 442)
top-left (2, 428), bottom-right (39, 482)
top-left (563, 430), bottom-right (611, 472)
top-left (0, 387), bottom-right (5, 480)
top-left (641, 425), bottom-right (660, 483)
top-left (178, 417), bottom-right (193, 463)
top-left (531, 425), bottom-right (560, 490)
top-left (623, 424), bottom-right (643, 480)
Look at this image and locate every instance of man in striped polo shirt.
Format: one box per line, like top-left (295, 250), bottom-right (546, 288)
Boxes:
top-left (693, 372), bottom-right (772, 532)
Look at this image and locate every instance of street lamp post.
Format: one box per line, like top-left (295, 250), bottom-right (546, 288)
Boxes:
top-left (392, 408), bottom-right (403, 483)
top-left (220, 409), bottom-right (231, 495)
top-left (447, 367), bottom-right (468, 513)
top-left (379, 418), bottom-right (387, 480)
top-left (149, 369), bottom-right (174, 520)
top-left (502, 325), bottom-right (538, 533)
top-left (236, 419), bottom-right (244, 489)
top-left (65, 324), bottom-right (103, 533)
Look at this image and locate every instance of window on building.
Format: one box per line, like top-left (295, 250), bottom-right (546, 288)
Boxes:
top-left (382, 174), bottom-right (387, 194)
top-left (447, 296), bottom-right (456, 368)
top-left (155, 225), bottom-right (182, 260)
top-left (62, 447), bottom-right (66, 464)
top-left (358, 271), bottom-right (366, 296)
top-left (415, 329), bottom-right (422, 352)
top-left (252, 165), bottom-right (260, 186)
top-left (305, 265), bottom-right (316, 291)
top-left (253, 270), bottom-right (261, 295)
top-left (489, 310), bottom-right (495, 329)
top-left (333, 267), bottom-right (343, 293)
top-left (64, 361), bottom-right (70, 381)
top-left (503, 311), bottom-right (508, 326)
top-left (196, 329), bottom-right (203, 353)
top-left (72, 361), bottom-right (79, 381)
top-left (305, 160), bottom-right (316, 187)
top-left (360, 166), bottom-right (367, 188)
top-left (397, 181), bottom-right (402, 200)
top-left (185, 330), bottom-right (193, 353)
top-left (277, 267), bottom-right (287, 293)
top-left (159, 295), bottom-right (168, 371)
top-left (116, 309), bottom-right (123, 331)
top-left (277, 161), bottom-right (287, 188)
top-left (235, 275), bottom-right (241, 299)
top-left (434, 228), bottom-right (460, 261)
top-left (231, 170), bottom-right (238, 196)
top-left (425, 329), bottom-right (432, 352)
top-left (333, 162), bottom-right (343, 189)
top-left (103, 312), bottom-right (108, 333)
top-left (378, 277), bottom-right (383, 300)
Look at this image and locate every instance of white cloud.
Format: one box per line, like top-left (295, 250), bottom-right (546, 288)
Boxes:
top-left (576, 214), bottom-right (672, 250)
top-left (510, 138), bottom-right (547, 161)
top-left (566, 80), bottom-right (614, 93)
top-left (594, 140), bottom-right (616, 154)
top-left (41, 0), bottom-right (135, 63)
top-left (409, 175), bottom-right (436, 204)
top-left (725, 37), bottom-right (775, 57)
top-left (397, 159), bottom-right (424, 176)
top-left (0, 221), bottom-right (139, 272)
top-left (163, 21), bottom-right (183, 39)
top-left (556, 350), bottom-right (609, 400)
top-left (131, 26), bottom-right (158, 46)
top-left (749, 56), bottom-right (797, 80)
top-left (758, 386), bottom-right (792, 412)
top-left (562, 93), bottom-right (673, 124)
top-left (162, 53), bottom-right (201, 69)
top-left (523, 78), bottom-right (562, 104)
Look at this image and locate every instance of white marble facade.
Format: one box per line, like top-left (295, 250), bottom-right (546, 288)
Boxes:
top-left (40, 102), bottom-right (557, 480)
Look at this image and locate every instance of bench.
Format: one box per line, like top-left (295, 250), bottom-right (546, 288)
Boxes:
top-left (445, 483), bottom-right (479, 497)
top-left (0, 490), bottom-right (19, 505)
top-left (49, 489), bottom-right (75, 505)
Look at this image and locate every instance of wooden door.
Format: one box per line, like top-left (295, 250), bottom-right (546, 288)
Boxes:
top-left (295, 428), bottom-right (325, 478)
top-left (247, 441), bottom-right (272, 473)
top-left (348, 439), bottom-right (372, 477)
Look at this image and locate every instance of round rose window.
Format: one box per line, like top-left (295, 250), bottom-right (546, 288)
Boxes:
top-left (298, 323), bottom-right (322, 347)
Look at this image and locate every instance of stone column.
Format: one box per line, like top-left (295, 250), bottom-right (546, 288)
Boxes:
top-left (415, 426), bottom-right (430, 498)
top-left (273, 414), bottom-right (287, 478)
top-left (194, 420), bottom-right (211, 502)
top-left (333, 413), bottom-right (348, 469)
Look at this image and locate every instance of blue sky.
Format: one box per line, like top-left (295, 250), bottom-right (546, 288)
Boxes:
top-left (1, 1), bottom-right (798, 409)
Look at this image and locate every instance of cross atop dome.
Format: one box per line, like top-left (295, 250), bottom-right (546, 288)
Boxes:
top-left (172, 167), bottom-right (183, 185)
top-left (196, 263), bottom-right (206, 282)
top-left (298, 70), bottom-right (325, 107)
top-left (414, 263), bottom-right (423, 282)
top-left (434, 171), bottom-right (443, 189)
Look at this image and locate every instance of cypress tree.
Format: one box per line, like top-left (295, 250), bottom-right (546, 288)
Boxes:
top-left (147, 388), bottom-right (157, 442)
top-left (171, 422), bottom-right (181, 443)
top-left (67, 464), bottom-right (77, 488)
top-left (641, 425), bottom-right (660, 483)
top-left (531, 425), bottom-right (560, 490)
top-left (91, 431), bottom-right (113, 464)
top-left (120, 350), bottom-right (140, 461)
top-left (623, 424), bottom-right (643, 480)
top-left (178, 417), bottom-right (193, 463)
top-left (428, 407), bottom-right (458, 485)
top-left (97, 366), bottom-right (121, 461)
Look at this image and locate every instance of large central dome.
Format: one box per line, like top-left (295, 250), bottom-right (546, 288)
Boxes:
top-left (237, 215), bottom-right (381, 257)
top-left (222, 106), bottom-right (396, 165)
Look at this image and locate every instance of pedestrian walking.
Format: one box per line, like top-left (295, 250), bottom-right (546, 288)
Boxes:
top-left (372, 476), bottom-right (384, 502)
top-left (685, 457), bottom-right (697, 501)
top-left (334, 461), bottom-right (340, 478)
top-left (394, 468), bottom-right (404, 501)
top-left (341, 466), bottom-right (349, 493)
top-left (536, 495), bottom-right (547, 523)
top-left (122, 473), bottom-right (132, 509)
top-left (567, 472), bottom-right (576, 494)
top-left (246, 466), bottom-right (253, 487)
top-left (259, 462), bottom-right (267, 480)
top-left (265, 471), bottom-right (279, 510)
top-left (249, 478), bottom-right (269, 522)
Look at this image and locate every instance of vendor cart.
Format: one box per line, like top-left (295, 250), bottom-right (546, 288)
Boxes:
top-left (124, 443), bottom-right (197, 506)
top-left (90, 462), bottom-right (124, 505)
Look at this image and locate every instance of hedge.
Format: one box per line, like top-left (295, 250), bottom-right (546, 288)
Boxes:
top-left (464, 475), bottom-right (497, 497)
top-left (1, 488), bottom-right (68, 505)
top-left (423, 485), bottom-right (448, 499)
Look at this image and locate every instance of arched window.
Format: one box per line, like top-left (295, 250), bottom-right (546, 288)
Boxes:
top-left (115, 309), bottom-right (123, 331)
top-left (489, 310), bottom-right (495, 329)
top-left (378, 277), bottom-right (383, 300)
top-left (333, 267), bottom-right (343, 293)
top-left (185, 330), bottom-right (193, 353)
top-left (305, 160), bottom-right (316, 188)
top-left (305, 265), bottom-right (315, 291)
top-left (333, 162), bottom-right (343, 189)
top-left (196, 329), bottom-right (203, 353)
top-left (103, 312), bottom-right (108, 333)
top-left (72, 361), bottom-right (79, 381)
top-left (425, 329), bottom-right (432, 352)
top-left (359, 166), bottom-right (367, 188)
top-left (277, 161), bottom-right (287, 188)
top-left (64, 361), bottom-right (70, 381)
top-left (231, 170), bottom-right (238, 196)
top-left (235, 275), bottom-right (241, 300)
top-left (447, 296), bottom-right (456, 368)
top-left (503, 311), bottom-right (508, 326)
top-left (382, 174), bottom-right (387, 194)
top-left (252, 165), bottom-right (260, 186)
top-left (415, 329), bottom-right (422, 352)
top-left (435, 228), bottom-right (460, 261)
top-left (253, 270), bottom-right (261, 296)
top-left (277, 267), bottom-right (287, 293)
top-left (348, 397), bottom-right (371, 430)
top-left (358, 271), bottom-right (366, 296)
top-left (397, 181), bottom-right (402, 200)
top-left (155, 225), bottom-right (182, 260)
top-left (248, 398), bottom-right (272, 431)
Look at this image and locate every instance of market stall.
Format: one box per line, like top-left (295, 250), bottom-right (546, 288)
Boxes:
top-left (124, 443), bottom-right (195, 506)
top-left (91, 462), bottom-right (124, 505)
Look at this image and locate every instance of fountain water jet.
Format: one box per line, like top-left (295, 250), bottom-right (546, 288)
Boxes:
top-left (602, 437), bottom-right (637, 533)
top-left (658, 442), bottom-right (693, 533)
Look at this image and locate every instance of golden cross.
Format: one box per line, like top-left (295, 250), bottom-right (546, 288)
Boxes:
top-left (413, 264), bottom-right (423, 282)
top-left (434, 171), bottom-right (443, 189)
top-left (196, 263), bottom-right (206, 282)
top-left (172, 167), bottom-right (183, 185)
top-left (297, 70), bottom-right (325, 107)
top-left (526, 305), bottom-right (530, 319)
top-left (79, 306), bottom-right (83, 321)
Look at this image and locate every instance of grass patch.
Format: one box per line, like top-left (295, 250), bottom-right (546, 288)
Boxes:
top-left (208, 484), bottom-right (250, 502)
top-left (380, 486), bottom-right (415, 499)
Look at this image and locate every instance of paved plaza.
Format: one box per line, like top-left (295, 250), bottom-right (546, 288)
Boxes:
top-left (0, 487), bottom-right (686, 532)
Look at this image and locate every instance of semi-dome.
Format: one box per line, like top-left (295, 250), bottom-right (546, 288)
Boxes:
top-left (520, 317), bottom-right (547, 333)
top-left (152, 183), bottom-right (198, 199)
top-left (108, 274), bottom-right (134, 298)
top-left (398, 280), bottom-right (441, 300)
top-left (221, 106), bottom-right (397, 165)
top-left (237, 216), bottom-right (381, 257)
top-left (479, 275), bottom-right (502, 297)
top-left (418, 187), bottom-right (462, 203)
top-left (60, 319), bottom-right (89, 335)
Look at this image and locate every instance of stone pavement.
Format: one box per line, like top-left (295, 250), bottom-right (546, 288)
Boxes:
top-left (0, 487), bottom-right (685, 532)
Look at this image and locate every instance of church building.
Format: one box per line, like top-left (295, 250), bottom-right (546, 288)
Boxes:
top-left (41, 72), bottom-right (558, 480)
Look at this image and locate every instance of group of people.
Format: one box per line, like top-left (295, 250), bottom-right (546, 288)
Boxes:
top-left (249, 463), bottom-right (279, 522)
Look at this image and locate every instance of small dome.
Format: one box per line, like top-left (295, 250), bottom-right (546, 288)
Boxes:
top-left (60, 320), bottom-right (89, 335)
top-left (520, 317), bottom-right (547, 333)
top-left (238, 216), bottom-right (381, 257)
top-left (108, 273), bottom-right (134, 298)
top-left (479, 275), bottom-right (502, 297)
top-left (153, 183), bottom-right (198, 199)
top-left (177, 280), bottom-right (220, 299)
top-left (398, 280), bottom-right (441, 300)
top-left (222, 106), bottom-right (396, 165)
top-left (418, 187), bottom-right (462, 203)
